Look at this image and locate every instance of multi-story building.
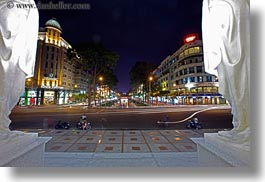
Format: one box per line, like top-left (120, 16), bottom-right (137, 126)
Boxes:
top-left (153, 34), bottom-right (226, 105)
top-left (22, 18), bottom-right (89, 105)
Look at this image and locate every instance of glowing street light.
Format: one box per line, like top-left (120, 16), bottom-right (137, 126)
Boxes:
top-left (148, 76), bottom-right (153, 104)
top-left (99, 76), bottom-right (103, 106)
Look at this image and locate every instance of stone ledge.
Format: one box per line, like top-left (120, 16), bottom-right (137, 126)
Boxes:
top-left (0, 135), bottom-right (51, 167)
top-left (192, 136), bottom-right (251, 167)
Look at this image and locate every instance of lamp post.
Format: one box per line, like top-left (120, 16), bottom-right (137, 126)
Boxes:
top-left (173, 83), bottom-right (177, 105)
top-left (25, 78), bottom-right (35, 105)
top-left (148, 76), bottom-right (153, 104)
top-left (99, 76), bottom-right (103, 107)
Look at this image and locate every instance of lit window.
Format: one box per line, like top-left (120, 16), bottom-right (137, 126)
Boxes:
top-left (179, 52), bottom-right (184, 59)
top-left (184, 50), bottom-right (189, 56)
top-left (194, 47), bottom-right (200, 53)
top-left (188, 48), bottom-right (195, 54)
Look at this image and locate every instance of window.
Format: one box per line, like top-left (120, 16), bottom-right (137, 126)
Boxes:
top-left (179, 52), bottom-right (184, 59)
top-left (184, 49), bottom-right (189, 56)
top-left (179, 70), bottom-right (183, 76)
top-left (186, 60), bottom-right (191, 64)
top-left (170, 58), bottom-right (175, 65)
top-left (206, 75), bottom-right (212, 82)
top-left (188, 48), bottom-right (195, 54)
top-left (196, 66), bottom-right (203, 73)
top-left (194, 47), bottom-right (200, 53)
top-left (189, 67), bottom-right (195, 73)
top-left (197, 76), bottom-right (203, 82)
top-left (190, 77), bottom-right (195, 82)
top-left (178, 79), bottom-right (183, 85)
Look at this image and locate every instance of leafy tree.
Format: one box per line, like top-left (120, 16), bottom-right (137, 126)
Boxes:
top-left (103, 70), bottom-right (118, 90)
top-left (74, 42), bottom-right (119, 106)
top-left (129, 61), bottom-right (157, 93)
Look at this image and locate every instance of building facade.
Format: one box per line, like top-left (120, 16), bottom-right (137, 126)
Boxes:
top-left (21, 18), bottom-right (89, 105)
top-left (153, 34), bottom-right (226, 105)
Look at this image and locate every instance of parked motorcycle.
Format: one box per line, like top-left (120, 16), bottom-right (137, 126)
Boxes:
top-left (55, 120), bottom-right (70, 129)
top-left (186, 118), bottom-right (202, 130)
top-left (76, 117), bottom-right (91, 130)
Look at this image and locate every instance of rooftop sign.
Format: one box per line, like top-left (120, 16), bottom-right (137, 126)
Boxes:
top-left (184, 33), bottom-right (198, 44)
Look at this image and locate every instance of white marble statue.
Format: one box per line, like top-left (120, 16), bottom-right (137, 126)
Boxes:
top-left (0, 0), bottom-right (39, 132)
top-left (202, 0), bottom-right (250, 146)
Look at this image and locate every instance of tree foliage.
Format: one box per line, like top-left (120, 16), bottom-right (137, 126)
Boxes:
top-left (129, 61), bottom-right (157, 91)
top-left (74, 42), bottom-right (119, 106)
top-left (102, 70), bottom-right (118, 90)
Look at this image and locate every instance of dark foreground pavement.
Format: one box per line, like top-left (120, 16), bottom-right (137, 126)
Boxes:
top-left (20, 128), bottom-right (226, 167)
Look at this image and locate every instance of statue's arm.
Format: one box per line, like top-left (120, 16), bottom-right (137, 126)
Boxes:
top-left (20, 8), bottom-right (39, 78)
top-left (203, 0), bottom-right (242, 67)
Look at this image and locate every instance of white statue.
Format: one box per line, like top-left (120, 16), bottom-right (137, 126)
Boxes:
top-left (202, 0), bottom-right (250, 146)
top-left (0, 0), bottom-right (39, 132)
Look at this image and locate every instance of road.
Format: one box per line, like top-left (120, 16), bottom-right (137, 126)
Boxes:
top-left (9, 105), bottom-right (233, 130)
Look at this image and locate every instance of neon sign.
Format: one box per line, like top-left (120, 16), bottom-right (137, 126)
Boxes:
top-left (184, 34), bottom-right (198, 44)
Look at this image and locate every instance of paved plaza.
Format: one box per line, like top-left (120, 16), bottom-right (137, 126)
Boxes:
top-left (23, 129), bottom-right (221, 153)
top-left (18, 128), bottom-right (226, 167)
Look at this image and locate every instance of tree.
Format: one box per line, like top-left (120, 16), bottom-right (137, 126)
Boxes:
top-left (103, 70), bottom-right (118, 90)
top-left (129, 61), bottom-right (157, 93)
top-left (75, 42), bottom-right (119, 106)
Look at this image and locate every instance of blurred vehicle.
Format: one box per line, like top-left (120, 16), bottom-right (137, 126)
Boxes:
top-left (55, 120), bottom-right (70, 129)
top-left (76, 114), bottom-right (91, 130)
top-left (186, 118), bottom-right (202, 129)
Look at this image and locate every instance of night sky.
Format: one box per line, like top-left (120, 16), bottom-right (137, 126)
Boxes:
top-left (37, 0), bottom-right (203, 93)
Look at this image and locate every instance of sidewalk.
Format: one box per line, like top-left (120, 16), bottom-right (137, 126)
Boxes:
top-left (22, 128), bottom-right (222, 167)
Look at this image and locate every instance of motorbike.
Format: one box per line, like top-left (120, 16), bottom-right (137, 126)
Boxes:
top-left (157, 115), bottom-right (169, 128)
top-left (55, 120), bottom-right (70, 129)
top-left (186, 118), bottom-right (202, 130)
top-left (76, 118), bottom-right (91, 130)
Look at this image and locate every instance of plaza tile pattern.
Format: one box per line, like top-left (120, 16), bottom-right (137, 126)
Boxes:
top-left (23, 129), bottom-right (220, 153)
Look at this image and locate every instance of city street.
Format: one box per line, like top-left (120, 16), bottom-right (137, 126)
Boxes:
top-left (10, 105), bottom-right (233, 130)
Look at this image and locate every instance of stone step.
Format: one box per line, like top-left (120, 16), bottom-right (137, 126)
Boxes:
top-left (44, 152), bottom-right (199, 167)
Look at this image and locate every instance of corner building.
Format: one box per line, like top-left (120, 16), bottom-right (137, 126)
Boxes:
top-left (153, 34), bottom-right (226, 105)
top-left (23, 18), bottom-right (89, 105)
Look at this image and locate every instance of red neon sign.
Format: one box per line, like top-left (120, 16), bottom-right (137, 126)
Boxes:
top-left (184, 34), bottom-right (198, 44)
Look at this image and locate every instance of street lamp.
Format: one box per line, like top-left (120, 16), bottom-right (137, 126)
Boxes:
top-left (99, 76), bottom-right (103, 106)
top-left (26, 78), bottom-right (34, 105)
top-left (148, 76), bottom-right (153, 104)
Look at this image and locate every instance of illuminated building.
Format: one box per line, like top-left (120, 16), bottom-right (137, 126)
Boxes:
top-left (22, 18), bottom-right (89, 105)
top-left (153, 34), bottom-right (226, 105)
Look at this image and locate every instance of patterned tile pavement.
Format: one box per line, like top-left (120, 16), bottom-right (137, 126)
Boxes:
top-left (21, 129), bottom-right (222, 153)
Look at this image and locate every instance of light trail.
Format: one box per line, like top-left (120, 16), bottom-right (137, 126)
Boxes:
top-left (157, 107), bottom-right (219, 124)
